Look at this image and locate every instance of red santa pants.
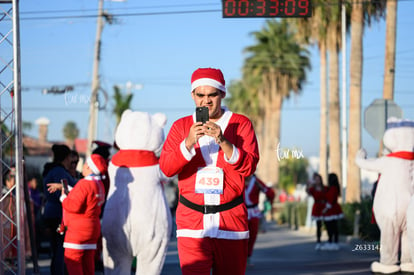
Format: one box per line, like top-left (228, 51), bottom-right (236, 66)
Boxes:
top-left (177, 237), bottom-right (248, 275)
top-left (247, 217), bottom-right (260, 257)
top-left (64, 248), bottom-right (95, 275)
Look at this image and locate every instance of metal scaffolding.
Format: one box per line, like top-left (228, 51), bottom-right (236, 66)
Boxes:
top-left (0, 0), bottom-right (26, 274)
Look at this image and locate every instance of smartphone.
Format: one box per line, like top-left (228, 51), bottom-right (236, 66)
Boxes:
top-left (61, 179), bottom-right (69, 195)
top-left (196, 106), bottom-right (209, 124)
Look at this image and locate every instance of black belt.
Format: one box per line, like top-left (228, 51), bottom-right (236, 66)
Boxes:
top-left (246, 203), bottom-right (258, 209)
top-left (179, 194), bottom-right (244, 214)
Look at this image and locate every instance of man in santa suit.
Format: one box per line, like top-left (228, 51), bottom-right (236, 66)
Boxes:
top-left (159, 67), bottom-right (259, 275)
top-left (244, 174), bottom-right (275, 265)
top-left (60, 154), bottom-right (107, 275)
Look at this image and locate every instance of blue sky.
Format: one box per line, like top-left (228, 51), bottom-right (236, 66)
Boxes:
top-left (17, 0), bottom-right (414, 158)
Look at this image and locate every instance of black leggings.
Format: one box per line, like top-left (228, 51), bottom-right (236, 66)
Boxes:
top-left (325, 220), bottom-right (339, 243)
top-left (316, 220), bottom-right (323, 242)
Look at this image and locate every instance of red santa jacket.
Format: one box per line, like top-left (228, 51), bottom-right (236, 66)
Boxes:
top-left (323, 186), bottom-right (344, 221)
top-left (62, 175), bottom-right (106, 250)
top-left (308, 186), bottom-right (327, 220)
top-left (244, 175), bottom-right (275, 220)
top-left (159, 109), bottom-right (259, 240)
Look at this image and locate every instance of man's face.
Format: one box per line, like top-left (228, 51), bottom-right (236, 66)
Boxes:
top-left (191, 86), bottom-right (225, 120)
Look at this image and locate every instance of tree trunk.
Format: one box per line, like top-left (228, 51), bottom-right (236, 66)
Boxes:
top-left (261, 83), bottom-right (273, 184)
top-left (270, 92), bottom-right (283, 188)
top-left (319, 41), bottom-right (328, 185)
top-left (256, 109), bottom-right (269, 181)
top-left (346, 3), bottom-right (363, 203)
top-left (328, 25), bottom-right (342, 189)
top-left (254, 112), bottom-right (265, 180)
top-left (263, 74), bottom-right (282, 187)
top-left (383, 0), bottom-right (397, 100)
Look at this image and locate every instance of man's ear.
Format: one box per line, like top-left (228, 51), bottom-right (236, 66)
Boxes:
top-left (220, 91), bottom-right (226, 99)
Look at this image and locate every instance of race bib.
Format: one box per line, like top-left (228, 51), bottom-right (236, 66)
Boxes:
top-left (195, 167), bottom-right (224, 194)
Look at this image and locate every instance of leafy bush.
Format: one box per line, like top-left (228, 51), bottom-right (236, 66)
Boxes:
top-left (278, 198), bottom-right (380, 241)
top-left (279, 201), bottom-right (308, 229)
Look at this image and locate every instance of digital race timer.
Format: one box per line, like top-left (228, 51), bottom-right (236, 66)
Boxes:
top-left (222, 0), bottom-right (312, 18)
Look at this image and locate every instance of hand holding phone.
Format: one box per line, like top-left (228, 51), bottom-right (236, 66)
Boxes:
top-left (196, 107), bottom-right (209, 124)
top-left (61, 179), bottom-right (69, 195)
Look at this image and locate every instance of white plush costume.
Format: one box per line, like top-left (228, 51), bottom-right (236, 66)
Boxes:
top-left (356, 117), bottom-right (414, 274)
top-left (102, 110), bottom-right (172, 275)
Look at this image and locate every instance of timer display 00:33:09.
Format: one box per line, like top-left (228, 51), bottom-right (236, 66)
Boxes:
top-left (222, 0), bottom-right (312, 18)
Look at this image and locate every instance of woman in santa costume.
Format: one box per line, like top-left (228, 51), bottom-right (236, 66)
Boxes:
top-left (321, 173), bottom-right (344, 251)
top-left (244, 174), bottom-right (275, 265)
top-left (49, 154), bottom-right (107, 275)
top-left (159, 67), bottom-right (259, 275)
top-left (306, 172), bottom-right (327, 250)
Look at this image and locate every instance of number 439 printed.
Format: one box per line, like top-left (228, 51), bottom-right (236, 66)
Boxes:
top-left (195, 167), bottom-right (224, 194)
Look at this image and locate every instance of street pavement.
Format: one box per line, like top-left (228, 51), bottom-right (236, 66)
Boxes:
top-left (26, 222), bottom-right (379, 275)
top-left (160, 222), bottom-right (379, 275)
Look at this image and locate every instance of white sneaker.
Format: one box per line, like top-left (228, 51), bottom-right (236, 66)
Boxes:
top-left (331, 243), bottom-right (340, 250)
top-left (321, 242), bottom-right (339, 251)
top-left (320, 243), bottom-right (332, 251)
top-left (315, 243), bottom-right (322, 250)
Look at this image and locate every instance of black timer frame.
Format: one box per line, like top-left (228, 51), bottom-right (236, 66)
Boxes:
top-left (222, 0), bottom-right (312, 18)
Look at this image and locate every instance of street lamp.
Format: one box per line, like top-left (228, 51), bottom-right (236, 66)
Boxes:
top-left (122, 81), bottom-right (143, 94)
top-left (42, 85), bottom-right (74, 95)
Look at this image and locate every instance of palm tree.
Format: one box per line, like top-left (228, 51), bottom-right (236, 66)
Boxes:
top-left (63, 121), bottom-right (79, 149)
top-left (226, 79), bottom-right (260, 124)
top-left (290, 0), bottom-right (385, 200)
top-left (243, 19), bottom-right (311, 187)
top-left (295, 1), bottom-right (347, 191)
top-left (383, 0), bottom-right (397, 100)
top-left (226, 77), bottom-right (263, 146)
top-left (347, 1), bottom-right (364, 203)
top-left (226, 78), bottom-right (268, 180)
top-left (287, 1), bottom-right (331, 184)
top-left (113, 85), bottom-right (133, 125)
top-left (347, 0), bottom-right (386, 202)
top-left (325, 1), bottom-right (344, 190)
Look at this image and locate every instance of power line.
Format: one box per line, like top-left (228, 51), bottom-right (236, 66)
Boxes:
top-left (20, 3), bottom-right (219, 15)
top-left (17, 0), bottom-right (412, 21)
top-left (19, 9), bottom-right (221, 21)
top-left (21, 102), bottom-right (414, 113)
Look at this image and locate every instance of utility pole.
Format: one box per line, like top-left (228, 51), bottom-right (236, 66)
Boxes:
top-left (86, 0), bottom-right (104, 157)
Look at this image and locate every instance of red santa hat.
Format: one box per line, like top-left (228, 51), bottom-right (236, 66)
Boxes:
top-left (87, 154), bottom-right (108, 175)
top-left (191, 68), bottom-right (226, 93)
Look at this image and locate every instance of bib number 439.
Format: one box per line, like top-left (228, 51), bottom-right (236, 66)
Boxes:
top-left (195, 167), bottom-right (224, 194)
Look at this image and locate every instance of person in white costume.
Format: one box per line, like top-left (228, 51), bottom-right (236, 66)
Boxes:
top-left (101, 110), bottom-right (172, 275)
top-left (356, 117), bottom-right (414, 274)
